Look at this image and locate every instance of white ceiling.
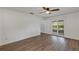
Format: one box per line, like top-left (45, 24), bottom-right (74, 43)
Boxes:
top-left (6, 7), bottom-right (79, 18)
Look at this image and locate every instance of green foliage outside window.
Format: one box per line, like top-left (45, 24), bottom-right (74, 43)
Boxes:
top-left (52, 21), bottom-right (64, 35)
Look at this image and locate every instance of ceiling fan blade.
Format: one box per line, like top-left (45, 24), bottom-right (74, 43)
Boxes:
top-left (42, 7), bottom-right (50, 11)
top-left (42, 7), bottom-right (48, 10)
top-left (50, 9), bottom-right (60, 11)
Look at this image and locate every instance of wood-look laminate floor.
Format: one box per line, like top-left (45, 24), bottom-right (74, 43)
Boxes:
top-left (0, 33), bottom-right (79, 51)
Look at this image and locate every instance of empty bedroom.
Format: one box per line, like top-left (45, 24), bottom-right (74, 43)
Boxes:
top-left (0, 7), bottom-right (79, 51)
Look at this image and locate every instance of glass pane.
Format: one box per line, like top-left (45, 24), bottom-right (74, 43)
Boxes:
top-left (51, 20), bottom-right (64, 36)
top-left (58, 21), bottom-right (64, 35)
top-left (52, 22), bottom-right (58, 35)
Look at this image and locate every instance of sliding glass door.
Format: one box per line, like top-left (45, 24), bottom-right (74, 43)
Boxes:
top-left (58, 20), bottom-right (64, 35)
top-left (52, 20), bottom-right (64, 36)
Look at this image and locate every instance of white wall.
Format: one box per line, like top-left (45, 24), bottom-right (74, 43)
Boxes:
top-left (0, 8), bottom-right (41, 46)
top-left (41, 12), bottom-right (79, 40)
top-left (0, 9), bottom-right (2, 44)
top-left (41, 20), bottom-right (53, 34)
top-left (64, 12), bottom-right (79, 40)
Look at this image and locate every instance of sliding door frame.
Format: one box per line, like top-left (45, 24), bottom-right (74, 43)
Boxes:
top-left (52, 20), bottom-right (64, 37)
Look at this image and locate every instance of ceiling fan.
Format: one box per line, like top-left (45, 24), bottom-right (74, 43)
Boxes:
top-left (41, 7), bottom-right (60, 14)
top-left (29, 7), bottom-right (60, 15)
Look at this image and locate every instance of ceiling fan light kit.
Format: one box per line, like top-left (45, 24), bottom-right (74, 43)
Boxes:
top-left (46, 11), bottom-right (50, 14)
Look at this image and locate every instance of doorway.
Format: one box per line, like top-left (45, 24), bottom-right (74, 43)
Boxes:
top-left (52, 20), bottom-right (64, 36)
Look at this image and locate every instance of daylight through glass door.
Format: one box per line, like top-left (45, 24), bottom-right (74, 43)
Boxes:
top-left (52, 20), bottom-right (64, 36)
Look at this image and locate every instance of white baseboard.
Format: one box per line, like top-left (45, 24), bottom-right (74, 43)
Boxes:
top-left (0, 33), bottom-right (40, 46)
